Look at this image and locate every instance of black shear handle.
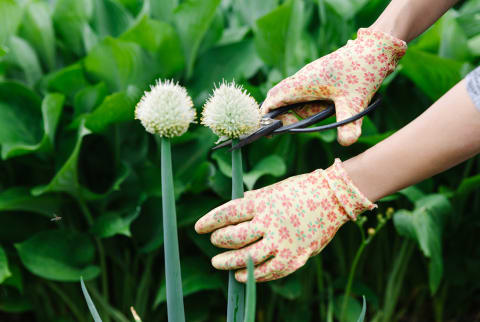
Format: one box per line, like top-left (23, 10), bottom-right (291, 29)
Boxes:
top-left (283, 94), bottom-right (382, 133)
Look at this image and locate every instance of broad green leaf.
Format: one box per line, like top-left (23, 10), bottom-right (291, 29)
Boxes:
top-left (90, 207), bottom-right (141, 238)
top-left (15, 230), bottom-right (100, 282)
top-left (1, 92), bottom-right (64, 158)
top-left (0, 246), bottom-right (11, 284)
top-left (4, 36), bottom-right (42, 86)
top-left (325, 0), bottom-right (368, 20)
top-left (0, 82), bottom-right (42, 159)
top-left (80, 277), bottom-right (102, 322)
top-left (20, 1), bottom-right (56, 70)
top-left (189, 39), bottom-right (263, 104)
top-left (53, 0), bottom-right (94, 55)
top-left (85, 90), bottom-right (138, 132)
top-left (456, 173), bottom-right (480, 197)
top-left (254, 0), bottom-right (305, 76)
top-left (438, 11), bottom-right (472, 61)
top-left (197, 9), bottom-right (224, 56)
top-left (32, 123), bottom-right (91, 197)
top-left (334, 295), bottom-right (362, 322)
top-left (0, 187), bottom-right (61, 216)
top-left (84, 37), bottom-right (152, 92)
top-left (91, 0), bottom-right (132, 37)
top-left (0, 211), bottom-right (51, 243)
top-left (243, 155), bottom-right (286, 190)
top-left (0, 0), bottom-right (23, 46)
top-left (73, 82), bottom-right (109, 118)
top-left (393, 194), bottom-right (452, 293)
top-left (233, 0), bottom-right (278, 29)
top-left (173, 0), bottom-right (221, 78)
top-left (43, 63), bottom-right (90, 98)
top-left (120, 16), bottom-right (184, 78)
top-left (400, 48), bottom-right (465, 101)
top-left (399, 186), bottom-right (425, 203)
top-left (153, 256), bottom-right (224, 308)
top-left (151, 0), bottom-right (178, 22)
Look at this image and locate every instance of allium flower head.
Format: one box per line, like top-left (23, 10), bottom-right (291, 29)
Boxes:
top-left (202, 81), bottom-right (260, 139)
top-left (135, 79), bottom-right (195, 137)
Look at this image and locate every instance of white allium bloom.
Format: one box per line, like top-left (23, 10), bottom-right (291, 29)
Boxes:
top-left (202, 81), bottom-right (260, 139)
top-left (135, 79), bottom-right (196, 137)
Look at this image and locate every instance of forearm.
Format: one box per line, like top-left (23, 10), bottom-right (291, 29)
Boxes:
top-left (344, 80), bottom-right (480, 202)
top-left (370, 0), bottom-right (459, 42)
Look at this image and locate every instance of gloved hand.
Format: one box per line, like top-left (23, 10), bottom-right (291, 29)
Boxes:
top-left (194, 159), bottom-right (376, 282)
top-left (262, 28), bottom-right (407, 146)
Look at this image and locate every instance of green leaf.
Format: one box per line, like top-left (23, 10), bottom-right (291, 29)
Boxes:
top-left (80, 277), bottom-right (103, 322)
top-left (91, 0), bottom-right (132, 38)
top-left (32, 123), bottom-right (91, 197)
top-left (177, 195), bottom-right (221, 228)
top-left (0, 246), bottom-right (11, 284)
top-left (438, 11), bottom-right (472, 61)
top-left (243, 155), bottom-right (286, 190)
top-left (233, 0), bottom-right (278, 29)
top-left (84, 37), bottom-right (152, 92)
top-left (19, 1), bottom-right (56, 70)
top-left (400, 48), bottom-right (465, 101)
top-left (120, 16), bottom-right (184, 77)
top-left (15, 230), bottom-right (100, 282)
top-left (153, 256), bottom-right (224, 308)
top-left (173, 0), bottom-right (221, 78)
top-left (393, 194), bottom-right (452, 293)
top-left (456, 173), bottom-right (480, 198)
top-left (324, 0), bottom-right (368, 20)
top-left (189, 39), bottom-right (263, 104)
top-left (4, 36), bottom-right (43, 86)
top-left (90, 207), bottom-right (141, 238)
top-left (74, 82), bottom-right (108, 118)
top-left (53, 0), bottom-right (94, 55)
top-left (84, 90), bottom-right (137, 132)
top-left (0, 0), bottom-right (23, 46)
top-left (399, 186), bottom-right (425, 203)
top-left (254, 0), bottom-right (305, 76)
top-left (43, 63), bottom-right (90, 98)
top-left (0, 187), bottom-right (61, 216)
top-left (131, 197), bottom-right (163, 253)
top-left (334, 295), bottom-right (362, 322)
top-left (0, 285), bottom-right (32, 313)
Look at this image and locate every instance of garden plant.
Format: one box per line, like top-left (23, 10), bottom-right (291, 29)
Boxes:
top-left (0, 0), bottom-right (480, 321)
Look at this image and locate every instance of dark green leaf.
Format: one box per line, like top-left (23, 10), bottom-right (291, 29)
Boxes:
top-left (15, 230), bottom-right (100, 282)
top-left (173, 0), bottom-right (221, 78)
top-left (73, 82), bottom-right (109, 118)
top-left (270, 274), bottom-right (302, 300)
top-left (90, 207), bottom-right (141, 238)
top-left (91, 0), bottom-right (132, 38)
top-left (20, 1), bottom-right (56, 70)
top-left (43, 63), bottom-right (90, 98)
top-left (334, 295), bottom-right (362, 322)
top-left (0, 285), bottom-right (32, 313)
top-left (243, 155), bottom-right (286, 190)
top-left (0, 187), bottom-right (61, 216)
top-left (0, 246), bottom-right (11, 284)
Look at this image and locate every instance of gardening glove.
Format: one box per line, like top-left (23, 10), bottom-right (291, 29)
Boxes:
top-left (194, 159), bottom-right (376, 282)
top-left (262, 28), bottom-right (407, 146)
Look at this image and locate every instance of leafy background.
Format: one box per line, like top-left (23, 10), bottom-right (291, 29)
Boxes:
top-left (0, 0), bottom-right (479, 321)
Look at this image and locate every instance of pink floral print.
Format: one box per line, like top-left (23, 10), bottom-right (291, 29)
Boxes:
top-left (195, 159), bottom-right (376, 283)
top-left (261, 28), bottom-right (407, 146)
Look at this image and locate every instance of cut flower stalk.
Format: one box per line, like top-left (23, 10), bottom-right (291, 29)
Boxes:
top-left (227, 138), bottom-right (245, 322)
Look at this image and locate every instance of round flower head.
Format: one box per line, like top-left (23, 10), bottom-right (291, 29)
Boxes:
top-left (135, 79), bottom-right (195, 137)
top-left (202, 81), bottom-right (260, 139)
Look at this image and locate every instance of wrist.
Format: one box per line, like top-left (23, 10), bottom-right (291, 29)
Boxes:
top-left (322, 159), bottom-right (377, 220)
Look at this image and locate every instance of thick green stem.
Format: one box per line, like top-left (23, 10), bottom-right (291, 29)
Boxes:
top-left (227, 139), bottom-right (245, 322)
top-left (161, 137), bottom-right (185, 322)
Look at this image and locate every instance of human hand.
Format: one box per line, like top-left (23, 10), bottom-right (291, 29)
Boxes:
top-left (262, 28), bottom-right (407, 146)
top-left (194, 159), bottom-right (376, 282)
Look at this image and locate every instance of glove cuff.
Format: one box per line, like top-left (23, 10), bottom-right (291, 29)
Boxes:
top-left (323, 158), bottom-right (377, 220)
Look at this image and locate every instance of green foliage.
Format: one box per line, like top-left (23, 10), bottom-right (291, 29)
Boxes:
top-left (0, 0), bottom-right (479, 321)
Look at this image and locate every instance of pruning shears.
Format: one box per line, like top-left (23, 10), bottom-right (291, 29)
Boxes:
top-left (213, 94), bottom-right (382, 151)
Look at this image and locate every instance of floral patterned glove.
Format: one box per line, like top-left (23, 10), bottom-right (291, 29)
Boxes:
top-left (262, 28), bottom-right (407, 146)
top-left (194, 159), bottom-right (376, 282)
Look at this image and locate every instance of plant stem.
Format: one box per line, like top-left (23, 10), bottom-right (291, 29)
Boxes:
top-left (314, 256), bottom-right (326, 320)
top-left (244, 257), bottom-right (256, 322)
top-left (160, 137), bottom-right (185, 322)
top-left (339, 240), bottom-right (367, 322)
top-left (228, 139), bottom-right (245, 322)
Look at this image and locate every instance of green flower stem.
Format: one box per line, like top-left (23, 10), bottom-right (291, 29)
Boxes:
top-left (244, 257), bottom-right (256, 322)
top-left (228, 139), bottom-right (245, 322)
top-left (160, 137), bottom-right (185, 322)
